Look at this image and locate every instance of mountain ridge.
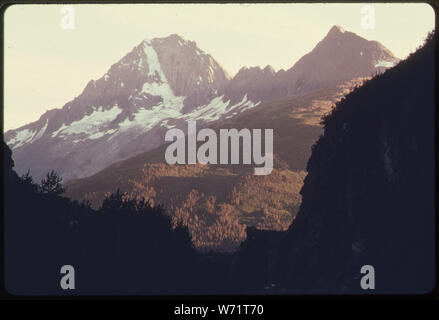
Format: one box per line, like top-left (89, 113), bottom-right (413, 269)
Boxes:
top-left (5, 26), bottom-right (398, 182)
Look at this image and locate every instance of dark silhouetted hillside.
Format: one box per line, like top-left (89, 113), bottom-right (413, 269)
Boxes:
top-left (278, 32), bottom-right (435, 294)
top-left (3, 141), bottom-right (200, 294)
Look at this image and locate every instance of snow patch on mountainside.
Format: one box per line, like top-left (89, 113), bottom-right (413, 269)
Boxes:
top-left (119, 102), bottom-right (179, 132)
top-left (183, 94), bottom-right (259, 123)
top-left (375, 60), bottom-right (395, 68)
top-left (141, 82), bottom-right (184, 107)
top-left (7, 119), bottom-right (50, 149)
top-left (86, 128), bottom-right (119, 141)
top-left (143, 40), bottom-right (165, 78)
top-left (117, 93), bottom-right (259, 134)
top-left (34, 119), bottom-right (48, 140)
top-left (184, 95), bottom-right (229, 122)
top-left (51, 105), bottom-right (122, 139)
top-left (7, 128), bottom-right (36, 149)
top-left (141, 40), bottom-right (186, 108)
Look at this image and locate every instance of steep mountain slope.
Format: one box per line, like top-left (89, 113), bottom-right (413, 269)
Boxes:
top-left (64, 77), bottom-right (368, 251)
top-left (278, 33), bottom-right (435, 294)
top-left (6, 26), bottom-right (397, 182)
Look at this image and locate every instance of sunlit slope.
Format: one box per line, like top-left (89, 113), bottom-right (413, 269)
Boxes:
top-left (65, 78), bottom-right (367, 251)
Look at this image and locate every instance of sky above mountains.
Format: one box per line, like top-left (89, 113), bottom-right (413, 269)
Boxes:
top-left (4, 3), bottom-right (434, 131)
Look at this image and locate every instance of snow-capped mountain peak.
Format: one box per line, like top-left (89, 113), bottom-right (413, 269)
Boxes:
top-left (4, 34), bottom-right (252, 181)
top-left (5, 27), bottom-right (398, 182)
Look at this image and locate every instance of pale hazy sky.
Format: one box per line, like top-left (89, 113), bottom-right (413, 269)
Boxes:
top-left (4, 3), bottom-right (435, 131)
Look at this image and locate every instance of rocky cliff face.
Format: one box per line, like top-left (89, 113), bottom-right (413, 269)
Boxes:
top-left (221, 65), bottom-right (277, 104)
top-left (5, 26), bottom-right (398, 182)
top-left (278, 33), bottom-right (435, 294)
